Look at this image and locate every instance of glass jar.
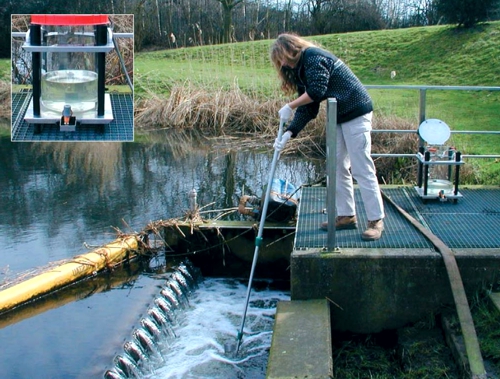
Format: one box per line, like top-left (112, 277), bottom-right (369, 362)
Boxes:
top-left (40, 25), bottom-right (98, 113)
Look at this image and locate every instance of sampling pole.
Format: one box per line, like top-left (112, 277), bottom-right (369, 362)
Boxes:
top-left (235, 119), bottom-right (285, 355)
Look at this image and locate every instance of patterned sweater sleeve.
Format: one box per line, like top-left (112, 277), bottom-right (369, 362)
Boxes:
top-left (285, 53), bottom-right (331, 137)
top-left (286, 102), bottom-right (320, 138)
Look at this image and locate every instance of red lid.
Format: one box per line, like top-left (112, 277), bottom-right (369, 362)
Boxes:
top-left (31, 14), bottom-right (109, 26)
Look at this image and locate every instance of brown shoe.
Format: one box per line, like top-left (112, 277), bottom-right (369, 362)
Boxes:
top-left (320, 215), bottom-right (357, 231)
top-left (362, 219), bottom-right (384, 241)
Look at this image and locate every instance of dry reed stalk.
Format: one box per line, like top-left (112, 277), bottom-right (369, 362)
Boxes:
top-left (11, 15), bottom-right (30, 33)
top-left (135, 82), bottom-right (288, 146)
top-left (0, 80), bottom-right (10, 122)
top-left (371, 116), bottom-right (420, 183)
top-left (135, 81), bottom-right (479, 184)
top-left (134, 83), bottom-right (422, 159)
top-left (107, 15), bottom-right (134, 86)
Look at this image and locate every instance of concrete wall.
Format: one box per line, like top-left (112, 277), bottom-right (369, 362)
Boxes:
top-left (291, 248), bottom-right (500, 333)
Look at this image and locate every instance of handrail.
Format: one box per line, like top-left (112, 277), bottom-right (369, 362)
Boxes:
top-left (371, 130), bottom-right (500, 135)
top-left (366, 84), bottom-right (500, 91)
top-left (366, 85), bottom-right (500, 159)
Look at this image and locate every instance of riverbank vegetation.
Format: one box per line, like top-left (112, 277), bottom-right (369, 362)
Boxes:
top-left (3, 22), bottom-right (500, 182)
top-left (330, 292), bottom-right (500, 378)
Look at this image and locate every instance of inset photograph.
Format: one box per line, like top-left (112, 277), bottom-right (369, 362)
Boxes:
top-left (11, 14), bottom-right (134, 141)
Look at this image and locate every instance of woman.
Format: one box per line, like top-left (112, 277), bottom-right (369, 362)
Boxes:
top-left (271, 33), bottom-right (384, 241)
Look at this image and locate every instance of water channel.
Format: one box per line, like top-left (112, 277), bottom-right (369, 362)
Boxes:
top-left (0, 137), bottom-right (325, 378)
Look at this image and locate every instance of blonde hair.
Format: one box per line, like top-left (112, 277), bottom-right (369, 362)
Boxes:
top-left (270, 33), bottom-right (317, 95)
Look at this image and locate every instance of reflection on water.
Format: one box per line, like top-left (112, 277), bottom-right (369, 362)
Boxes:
top-left (0, 137), bottom-right (324, 378)
top-left (0, 138), bottom-right (324, 278)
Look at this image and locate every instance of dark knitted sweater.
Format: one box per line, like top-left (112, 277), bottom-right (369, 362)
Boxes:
top-left (285, 47), bottom-right (373, 137)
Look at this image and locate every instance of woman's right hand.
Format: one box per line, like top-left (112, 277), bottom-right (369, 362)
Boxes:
top-left (273, 130), bottom-right (292, 151)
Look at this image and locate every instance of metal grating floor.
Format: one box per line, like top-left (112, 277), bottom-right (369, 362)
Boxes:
top-left (294, 186), bottom-right (500, 250)
top-left (11, 91), bottom-right (134, 142)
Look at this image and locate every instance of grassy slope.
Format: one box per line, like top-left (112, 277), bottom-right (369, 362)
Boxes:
top-left (134, 22), bottom-right (500, 182)
top-left (135, 23), bottom-right (500, 126)
top-left (135, 23), bottom-right (500, 87)
top-left (0, 59), bottom-right (9, 81)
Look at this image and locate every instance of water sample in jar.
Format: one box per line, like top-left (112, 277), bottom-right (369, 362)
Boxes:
top-left (427, 179), bottom-right (454, 195)
top-left (41, 69), bottom-right (98, 113)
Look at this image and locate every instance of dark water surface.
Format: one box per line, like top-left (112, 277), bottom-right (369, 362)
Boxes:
top-left (0, 137), bottom-right (324, 378)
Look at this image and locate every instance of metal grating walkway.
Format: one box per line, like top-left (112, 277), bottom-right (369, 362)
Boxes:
top-left (11, 91), bottom-right (134, 142)
top-left (294, 186), bottom-right (500, 250)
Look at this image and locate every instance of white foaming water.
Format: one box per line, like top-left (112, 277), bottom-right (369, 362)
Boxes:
top-left (149, 278), bottom-right (290, 379)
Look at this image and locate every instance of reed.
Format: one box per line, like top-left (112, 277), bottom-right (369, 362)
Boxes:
top-left (34, 142), bottom-right (123, 195)
top-left (0, 80), bottom-right (9, 122)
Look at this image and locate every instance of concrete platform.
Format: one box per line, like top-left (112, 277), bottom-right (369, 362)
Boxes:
top-left (267, 299), bottom-right (332, 379)
top-left (291, 248), bottom-right (500, 333)
top-left (290, 186), bottom-right (500, 333)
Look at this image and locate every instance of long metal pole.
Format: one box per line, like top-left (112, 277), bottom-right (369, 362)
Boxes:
top-left (326, 99), bottom-right (337, 251)
top-left (235, 119), bottom-right (285, 354)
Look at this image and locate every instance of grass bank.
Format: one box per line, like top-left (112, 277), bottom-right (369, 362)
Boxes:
top-left (134, 22), bottom-right (500, 184)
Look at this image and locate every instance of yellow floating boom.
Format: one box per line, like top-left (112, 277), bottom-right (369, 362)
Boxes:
top-left (0, 235), bottom-right (140, 314)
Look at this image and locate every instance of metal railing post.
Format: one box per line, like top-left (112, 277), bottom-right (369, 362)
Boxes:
top-left (326, 98), bottom-right (337, 251)
top-left (418, 88), bottom-right (427, 148)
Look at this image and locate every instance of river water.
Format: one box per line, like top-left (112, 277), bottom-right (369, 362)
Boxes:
top-left (0, 137), bottom-right (324, 378)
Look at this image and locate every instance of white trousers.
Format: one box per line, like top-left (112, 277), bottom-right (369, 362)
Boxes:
top-left (335, 112), bottom-right (385, 221)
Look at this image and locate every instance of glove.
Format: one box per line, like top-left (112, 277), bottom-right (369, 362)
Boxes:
top-left (273, 131), bottom-right (292, 151)
top-left (278, 104), bottom-right (293, 122)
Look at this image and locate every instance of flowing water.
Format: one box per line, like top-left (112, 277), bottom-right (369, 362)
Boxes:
top-left (105, 266), bottom-right (289, 379)
top-left (150, 278), bottom-right (289, 379)
top-left (0, 137), bottom-right (324, 378)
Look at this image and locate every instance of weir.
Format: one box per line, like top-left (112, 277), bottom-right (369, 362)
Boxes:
top-left (104, 260), bottom-right (201, 379)
top-left (102, 260), bottom-right (289, 379)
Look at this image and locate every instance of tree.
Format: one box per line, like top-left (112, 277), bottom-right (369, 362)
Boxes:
top-left (435, 0), bottom-right (500, 27)
top-left (216, 0), bottom-right (244, 42)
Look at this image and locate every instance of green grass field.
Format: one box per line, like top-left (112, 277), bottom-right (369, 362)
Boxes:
top-left (0, 59), bottom-right (9, 81)
top-left (135, 23), bottom-right (500, 88)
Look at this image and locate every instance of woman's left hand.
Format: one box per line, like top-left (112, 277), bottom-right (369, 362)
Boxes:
top-left (278, 104), bottom-right (293, 121)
